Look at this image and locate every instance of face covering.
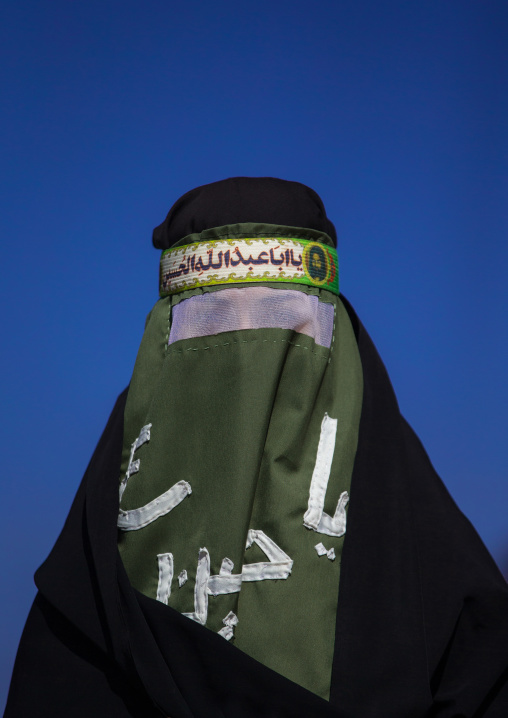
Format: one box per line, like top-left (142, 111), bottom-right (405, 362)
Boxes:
top-left (118, 222), bottom-right (362, 700)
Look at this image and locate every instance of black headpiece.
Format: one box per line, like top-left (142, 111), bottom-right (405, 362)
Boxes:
top-left (152, 177), bottom-right (337, 249)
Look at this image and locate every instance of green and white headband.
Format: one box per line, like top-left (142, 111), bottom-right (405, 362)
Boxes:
top-left (159, 238), bottom-right (339, 296)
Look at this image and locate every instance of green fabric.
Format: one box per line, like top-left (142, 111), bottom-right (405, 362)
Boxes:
top-left (118, 273), bottom-right (362, 700)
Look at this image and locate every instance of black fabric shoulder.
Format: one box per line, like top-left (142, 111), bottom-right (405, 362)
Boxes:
top-left (330, 306), bottom-right (508, 717)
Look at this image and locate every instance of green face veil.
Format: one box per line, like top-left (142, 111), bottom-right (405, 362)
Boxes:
top-left (118, 220), bottom-right (363, 700)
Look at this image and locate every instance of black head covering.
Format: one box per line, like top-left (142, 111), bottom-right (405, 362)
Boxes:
top-left (5, 179), bottom-right (508, 718)
top-left (152, 177), bottom-right (337, 248)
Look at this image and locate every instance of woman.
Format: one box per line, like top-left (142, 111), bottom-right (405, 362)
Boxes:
top-left (6, 178), bottom-right (508, 717)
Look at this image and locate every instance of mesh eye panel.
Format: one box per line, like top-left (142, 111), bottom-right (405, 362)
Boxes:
top-left (168, 287), bottom-right (334, 348)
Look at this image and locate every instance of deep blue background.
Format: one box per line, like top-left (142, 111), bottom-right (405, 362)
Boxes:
top-left (1, 1), bottom-right (507, 709)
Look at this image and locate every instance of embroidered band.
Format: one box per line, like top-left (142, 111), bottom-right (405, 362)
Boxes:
top-left (160, 238), bottom-right (339, 296)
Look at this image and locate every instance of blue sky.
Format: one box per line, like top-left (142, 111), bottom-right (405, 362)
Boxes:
top-left (1, 0), bottom-right (507, 708)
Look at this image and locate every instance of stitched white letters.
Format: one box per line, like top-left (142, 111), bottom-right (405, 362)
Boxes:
top-left (207, 531), bottom-right (293, 596)
top-left (118, 480), bottom-right (192, 531)
top-left (156, 553), bottom-right (174, 604)
top-left (304, 413), bottom-right (349, 537)
top-left (218, 611), bottom-right (238, 641)
top-left (242, 530), bottom-right (293, 582)
top-left (314, 542), bottom-right (336, 561)
top-left (157, 533), bottom-right (292, 632)
top-left (183, 548), bottom-right (210, 625)
top-left (207, 557), bottom-right (242, 595)
top-left (119, 423), bottom-right (152, 501)
top-left (315, 542), bottom-right (327, 556)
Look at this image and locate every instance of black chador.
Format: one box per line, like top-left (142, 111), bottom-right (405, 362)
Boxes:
top-left (6, 178), bottom-right (508, 717)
